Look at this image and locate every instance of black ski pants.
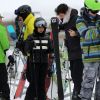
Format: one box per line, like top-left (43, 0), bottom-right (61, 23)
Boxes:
top-left (0, 63), bottom-right (10, 100)
top-left (25, 63), bottom-right (48, 100)
top-left (70, 59), bottom-right (84, 93)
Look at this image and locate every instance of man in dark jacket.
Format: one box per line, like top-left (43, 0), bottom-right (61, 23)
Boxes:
top-left (55, 4), bottom-right (84, 100)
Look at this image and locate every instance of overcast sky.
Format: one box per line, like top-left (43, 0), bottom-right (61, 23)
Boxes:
top-left (0, 0), bottom-right (84, 21)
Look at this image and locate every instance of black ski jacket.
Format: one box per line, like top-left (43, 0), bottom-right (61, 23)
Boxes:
top-left (25, 33), bottom-right (53, 63)
top-left (59, 8), bottom-right (82, 60)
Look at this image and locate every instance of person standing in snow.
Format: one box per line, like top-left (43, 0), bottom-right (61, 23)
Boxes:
top-left (55, 4), bottom-right (84, 100)
top-left (24, 17), bottom-right (53, 100)
top-left (0, 14), bottom-right (10, 100)
top-left (76, 0), bottom-right (100, 99)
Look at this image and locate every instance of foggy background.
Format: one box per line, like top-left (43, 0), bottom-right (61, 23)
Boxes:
top-left (0, 0), bottom-right (84, 22)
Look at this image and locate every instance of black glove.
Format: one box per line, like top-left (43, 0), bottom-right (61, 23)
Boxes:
top-left (7, 55), bottom-right (15, 67)
top-left (59, 23), bottom-right (65, 31)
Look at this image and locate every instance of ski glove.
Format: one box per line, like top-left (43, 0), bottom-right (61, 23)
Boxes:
top-left (7, 55), bottom-right (15, 67)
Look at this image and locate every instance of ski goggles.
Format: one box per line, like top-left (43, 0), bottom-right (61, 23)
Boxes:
top-left (84, 4), bottom-right (99, 14)
top-left (89, 9), bottom-right (99, 14)
top-left (35, 20), bottom-right (47, 28)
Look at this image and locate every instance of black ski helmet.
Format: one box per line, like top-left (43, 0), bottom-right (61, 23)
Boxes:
top-left (15, 5), bottom-right (32, 21)
top-left (34, 17), bottom-right (47, 28)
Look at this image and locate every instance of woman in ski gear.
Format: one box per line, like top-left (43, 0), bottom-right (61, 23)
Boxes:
top-left (0, 15), bottom-right (10, 100)
top-left (15, 5), bottom-right (35, 55)
top-left (24, 17), bottom-right (53, 100)
top-left (55, 3), bottom-right (84, 100)
top-left (15, 5), bottom-right (35, 40)
top-left (76, 0), bottom-right (100, 99)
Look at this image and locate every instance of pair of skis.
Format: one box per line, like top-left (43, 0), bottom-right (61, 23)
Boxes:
top-left (51, 17), bottom-right (64, 100)
top-left (51, 17), bottom-right (72, 100)
top-left (7, 25), bottom-right (28, 99)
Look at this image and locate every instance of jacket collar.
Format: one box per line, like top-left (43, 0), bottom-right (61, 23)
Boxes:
top-left (24, 13), bottom-right (34, 25)
top-left (58, 7), bottom-right (72, 24)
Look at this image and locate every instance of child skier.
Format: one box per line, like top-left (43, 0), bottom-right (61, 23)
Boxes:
top-left (24, 17), bottom-right (53, 100)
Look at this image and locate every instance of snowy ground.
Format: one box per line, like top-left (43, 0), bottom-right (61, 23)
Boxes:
top-left (7, 46), bottom-right (94, 100)
top-left (7, 47), bottom-right (73, 100)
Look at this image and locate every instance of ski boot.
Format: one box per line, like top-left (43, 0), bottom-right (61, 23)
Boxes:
top-left (72, 89), bottom-right (81, 100)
